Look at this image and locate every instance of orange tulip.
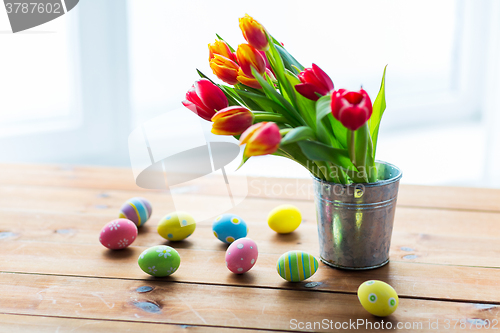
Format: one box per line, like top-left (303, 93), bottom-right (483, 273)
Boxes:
top-left (239, 122), bottom-right (281, 158)
top-left (236, 69), bottom-right (261, 89)
top-left (210, 54), bottom-right (240, 85)
top-left (239, 14), bottom-right (269, 51)
top-left (208, 40), bottom-right (237, 63)
top-left (236, 43), bottom-right (266, 78)
top-left (211, 106), bottom-right (254, 135)
top-left (237, 68), bottom-right (275, 89)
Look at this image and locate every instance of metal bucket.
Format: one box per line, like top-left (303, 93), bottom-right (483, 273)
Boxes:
top-left (313, 161), bottom-right (402, 270)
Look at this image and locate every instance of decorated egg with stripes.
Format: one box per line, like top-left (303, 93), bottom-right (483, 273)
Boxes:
top-left (157, 211), bottom-right (196, 241)
top-left (276, 250), bottom-right (318, 282)
top-left (119, 197), bottom-right (152, 227)
top-left (212, 213), bottom-right (248, 244)
top-left (357, 280), bottom-right (399, 317)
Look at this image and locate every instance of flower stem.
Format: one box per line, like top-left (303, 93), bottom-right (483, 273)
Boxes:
top-left (254, 114), bottom-right (288, 123)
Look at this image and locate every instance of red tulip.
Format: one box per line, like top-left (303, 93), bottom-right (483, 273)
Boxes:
top-left (182, 79), bottom-right (228, 121)
top-left (295, 64), bottom-right (334, 101)
top-left (236, 43), bottom-right (266, 78)
top-left (239, 14), bottom-right (269, 51)
top-left (331, 89), bottom-right (373, 131)
top-left (211, 106), bottom-right (254, 135)
top-left (239, 122), bottom-right (281, 157)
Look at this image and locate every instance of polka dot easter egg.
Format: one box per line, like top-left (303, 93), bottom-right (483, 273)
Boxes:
top-left (225, 238), bottom-right (258, 274)
top-left (268, 204), bottom-right (302, 234)
top-left (212, 213), bottom-right (247, 244)
top-left (119, 197), bottom-right (152, 227)
top-left (138, 245), bottom-right (181, 277)
top-left (276, 250), bottom-right (318, 282)
top-left (99, 218), bottom-right (137, 250)
top-left (157, 211), bottom-right (196, 241)
top-left (357, 280), bottom-right (399, 317)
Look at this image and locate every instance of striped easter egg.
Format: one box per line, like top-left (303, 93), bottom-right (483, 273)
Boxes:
top-left (276, 250), bottom-right (318, 282)
top-left (119, 197), bottom-right (152, 227)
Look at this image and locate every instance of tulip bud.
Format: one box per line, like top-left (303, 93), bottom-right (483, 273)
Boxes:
top-left (182, 79), bottom-right (228, 121)
top-left (295, 64), bottom-right (334, 101)
top-left (236, 43), bottom-right (266, 78)
top-left (331, 89), bottom-right (373, 131)
top-left (239, 14), bottom-right (269, 51)
top-left (211, 106), bottom-right (255, 135)
top-left (208, 40), bottom-right (237, 63)
top-left (239, 122), bottom-right (281, 157)
top-left (210, 54), bottom-right (240, 85)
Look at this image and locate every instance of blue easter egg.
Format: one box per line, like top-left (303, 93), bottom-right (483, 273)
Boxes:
top-left (212, 214), bottom-right (248, 244)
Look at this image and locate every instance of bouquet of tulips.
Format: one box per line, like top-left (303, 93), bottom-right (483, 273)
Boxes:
top-left (182, 14), bottom-right (387, 184)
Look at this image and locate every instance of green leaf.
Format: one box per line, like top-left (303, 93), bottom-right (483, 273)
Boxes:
top-left (281, 126), bottom-right (315, 145)
top-left (316, 95), bottom-right (332, 121)
top-left (315, 95), bottom-right (336, 146)
top-left (297, 140), bottom-right (352, 168)
top-left (196, 69), bottom-right (216, 83)
top-left (265, 36), bottom-right (299, 111)
top-left (354, 123), bottom-right (369, 176)
top-left (328, 114), bottom-right (348, 149)
top-left (235, 89), bottom-right (285, 114)
top-left (369, 65), bottom-right (387, 157)
top-left (274, 43), bottom-right (304, 74)
top-left (251, 68), bottom-right (305, 126)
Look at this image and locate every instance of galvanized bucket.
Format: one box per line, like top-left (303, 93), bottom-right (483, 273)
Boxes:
top-left (313, 161), bottom-right (402, 270)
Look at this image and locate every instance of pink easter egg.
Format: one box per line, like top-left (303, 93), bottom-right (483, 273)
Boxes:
top-left (225, 237), bottom-right (258, 274)
top-left (99, 218), bottom-right (138, 250)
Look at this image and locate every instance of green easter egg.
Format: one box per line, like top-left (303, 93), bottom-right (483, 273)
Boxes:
top-left (138, 245), bottom-right (180, 277)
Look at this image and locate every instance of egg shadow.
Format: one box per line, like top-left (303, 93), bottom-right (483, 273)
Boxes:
top-left (162, 239), bottom-right (195, 249)
top-left (271, 232), bottom-right (301, 244)
top-left (103, 247), bottom-right (136, 260)
top-left (137, 225), bottom-right (152, 235)
top-left (216, 242), bottom-right (230, 251)
top-left (227, 271), bottom-right (257, 285)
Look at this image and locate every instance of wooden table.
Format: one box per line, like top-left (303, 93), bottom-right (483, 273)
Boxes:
top-left (0, 164), bottom-right (499, 332)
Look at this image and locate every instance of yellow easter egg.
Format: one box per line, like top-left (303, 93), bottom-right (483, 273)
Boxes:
top-left (357, 280), bottom-right (399, 317)
top-left (267, 204), bottom-right (302, 234)
top-left (157, 211), bottom-right (196, 241)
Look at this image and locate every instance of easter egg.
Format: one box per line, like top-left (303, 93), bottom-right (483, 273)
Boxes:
top-left (138, 245), bottom-right (181, 277)
top-left (212, 213), bottom-right (247, 244)
top-left (119, 197), bottom-right (152, 227)
top-left (225, 238), bottom-right (258, 274)
top-left (267, 204), bottom-right (302, 234)
top-left (357, 280), bottom-right (399, 317)
top-left (99, 218), bottom-right (137, 250)
top-left (157, 211), bottom-right (196, 241)
top-left (276, 250), bottom-right (318, 282)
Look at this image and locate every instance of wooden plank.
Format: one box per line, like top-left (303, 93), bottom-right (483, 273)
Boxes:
top-left (2, 182), bottom-right (500, 241)
top-left (1, 191), bottom-right (500, 267)
top-left (0, 313), bottom-right (256, 333)
top-left (0, 272), bottom-right (498, 332)
top-left (2, 205), bottom-right (500, 247)
top-left (2, 239), bottom-right (500, 304)
top-left (2, 163), bottom-right (500, 212)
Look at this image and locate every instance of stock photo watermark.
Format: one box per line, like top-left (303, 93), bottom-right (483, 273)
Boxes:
top-left (290, 318), bottom-right (497, 330)
top-left (3, 0), bottom-right (79, 33)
